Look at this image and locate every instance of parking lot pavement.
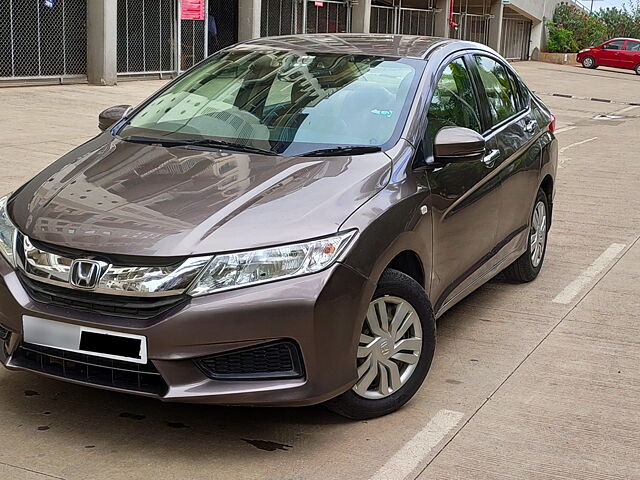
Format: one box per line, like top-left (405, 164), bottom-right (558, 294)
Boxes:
top-left (0, 61), bottom-right (638, 480)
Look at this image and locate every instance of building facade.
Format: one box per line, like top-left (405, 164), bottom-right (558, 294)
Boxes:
top-left (0, 0), bottom-right (570, 87)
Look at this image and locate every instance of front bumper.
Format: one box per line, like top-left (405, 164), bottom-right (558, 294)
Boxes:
top-left (0, 257), bottom-right (374, 406)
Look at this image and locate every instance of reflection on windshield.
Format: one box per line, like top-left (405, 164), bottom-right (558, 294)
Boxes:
top-left (120, 49), bottom-right (420, 156)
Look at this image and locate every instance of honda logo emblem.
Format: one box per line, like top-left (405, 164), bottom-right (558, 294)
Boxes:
top-left (69, 259), bottom-right (110, 290)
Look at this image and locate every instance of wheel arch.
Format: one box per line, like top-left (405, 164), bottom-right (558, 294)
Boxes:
top-left (385, 250), bottom-right (426, 288)
top-left (540, 174), bottom-right (554, 227)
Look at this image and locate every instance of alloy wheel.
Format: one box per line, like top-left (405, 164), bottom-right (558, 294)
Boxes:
top-left (353, 296), bottom-right (423, 400)
top-left (530, 201), bottom-right (547, 268)
top-left (583, 57), bottom-right (594, 68)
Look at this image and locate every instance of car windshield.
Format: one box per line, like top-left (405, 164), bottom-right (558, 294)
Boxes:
top-left (118, 48), bottom-right (423, 156)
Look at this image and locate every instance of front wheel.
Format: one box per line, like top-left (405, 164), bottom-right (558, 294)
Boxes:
top-left (325, 269), bottom-right (436, 420)
top-left (503, 189), bottom-right (549, 283)
top-left (582, 56), bottom-right (597, 69)
top-left (635, 64), bottom-right (640, 75)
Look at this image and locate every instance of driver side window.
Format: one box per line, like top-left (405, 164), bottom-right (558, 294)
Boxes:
top-left (426, 58), bottom-right (482, 141)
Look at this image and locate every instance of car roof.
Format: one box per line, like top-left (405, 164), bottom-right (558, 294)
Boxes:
top-left (607, 38), bottom-right (640, 42)
top-left (239, 33), bottom-right (485, 59)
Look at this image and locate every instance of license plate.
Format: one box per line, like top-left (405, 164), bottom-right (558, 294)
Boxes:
top-left (22, 316), bottom-right (148, 364)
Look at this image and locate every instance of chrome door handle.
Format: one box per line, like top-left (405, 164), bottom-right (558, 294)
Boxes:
top-left (483, 149), bottom-right (500, 167)
top-left (525, 119), bottom-right (538, 133)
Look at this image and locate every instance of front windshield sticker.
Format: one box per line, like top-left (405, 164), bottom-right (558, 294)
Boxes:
top-left (371, 109), bottom-right (393, 118)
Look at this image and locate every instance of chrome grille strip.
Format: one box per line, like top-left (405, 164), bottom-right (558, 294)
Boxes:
top-left (16, 235), bottom-right (212, 297)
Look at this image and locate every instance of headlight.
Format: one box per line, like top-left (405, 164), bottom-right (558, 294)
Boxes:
top-left (188, 231), bottom-right (356, 296)
top-left (579, 49), bottom-right (591, 53)
top-left (0, 195), bottom-right (17, 267)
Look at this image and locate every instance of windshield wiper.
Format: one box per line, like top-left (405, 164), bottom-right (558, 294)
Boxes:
top-left (121, 135), bottom-right (187, 147)
top-left (121, 136), bottom-right (279, 156)
top-left (297, 145), bottom-right (382, 157)
top-left (182, 138), bottom-right (279, 156)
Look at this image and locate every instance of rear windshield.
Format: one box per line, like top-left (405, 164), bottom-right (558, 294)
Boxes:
top-left (118, 49), bottom-right (424, 156)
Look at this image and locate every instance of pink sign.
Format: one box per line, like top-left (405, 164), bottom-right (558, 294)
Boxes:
top-left (314, 1), bottom-right (324, 6)
top-left (181, 0), bottom-right (205, 20)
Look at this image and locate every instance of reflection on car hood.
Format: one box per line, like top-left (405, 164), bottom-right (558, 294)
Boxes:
top-left (8, 134), bottom-right (391, 257)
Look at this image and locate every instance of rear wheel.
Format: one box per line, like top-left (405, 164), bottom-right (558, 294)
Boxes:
top-left (582, 56), bottom-right (597, 69)
top-left (635, 64), bottom-right (640, 75)
top-left (325, 269), bottom-right (436, 420)
top-left (503, 189), bottom-right (549, 283)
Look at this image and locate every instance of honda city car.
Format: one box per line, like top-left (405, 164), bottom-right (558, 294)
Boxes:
top-left (0, 34), bottom-right (557, 419)
top-left (578, 37), bottom-right (640, 74)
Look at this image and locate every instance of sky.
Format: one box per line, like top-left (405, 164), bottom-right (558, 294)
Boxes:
top-left (592, 0), bottom-right (630, 10)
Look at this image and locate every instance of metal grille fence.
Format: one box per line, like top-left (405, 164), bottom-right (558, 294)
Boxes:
top-left (305, 0), bottom-right (351, 34)
top-left (371, 1), bottom-right (435, 37)
top-left (261, 0), bottom-right (350, 36)
top-left (370, 5), bottom-right (395, 34)
top-left (117, 0), bottom-right (176, 75)
top-left (500, 17), bottom-right (532, 61)
top-left (180, 17), bottom-right (207, 70)
top-left (0, 0), bottom-right (87, 81)
top-left (261, 0), bottom-right (299, 37)
top-left (450, 12), bottom-right (490, 44)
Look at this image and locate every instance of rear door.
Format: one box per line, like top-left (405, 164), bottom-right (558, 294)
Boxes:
top-left (599, 40), bottom-right (626, 68)
top-left (622, 40), bottom-right (640, 69)
top-left (469, 54), bottom-right (542, 268)
top-left (424, 56), bottom-right (502, 312)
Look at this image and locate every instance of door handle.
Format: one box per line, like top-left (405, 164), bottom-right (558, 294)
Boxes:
top-left (483, 149), bottom-right (500, 167)
top-left (525, 119), bottom-right (538, 133)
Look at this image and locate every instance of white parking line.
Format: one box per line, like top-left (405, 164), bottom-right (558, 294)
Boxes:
top-left (559, 137), bottom-right (598, 154)
top-left (370, 409), bottom-right (464, 480)
top-left (555, 126), bottom-right (576, 134)
top-left (553, 243), bottom-right (626, 304)
top-left (613, 105), bottom-right (639, 114)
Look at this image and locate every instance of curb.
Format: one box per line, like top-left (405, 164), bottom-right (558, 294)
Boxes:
top-left (532, 91), bottom-right (640, 107)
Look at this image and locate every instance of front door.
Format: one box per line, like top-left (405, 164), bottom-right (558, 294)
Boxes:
top-left (599, 40), bottom-right (626, 68)
top-left (424, 57), bottom-right (502, 313)
top-left (471, 54), bottom-right (543, 264)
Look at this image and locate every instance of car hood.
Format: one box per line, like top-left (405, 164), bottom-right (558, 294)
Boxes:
top-left (9, 134), bottom-right (391, 257)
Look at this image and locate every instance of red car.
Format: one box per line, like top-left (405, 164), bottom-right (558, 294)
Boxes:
top-left (577, 38), bottom-right (640, 75)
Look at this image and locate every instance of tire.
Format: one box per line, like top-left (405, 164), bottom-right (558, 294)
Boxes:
top-left (325, 269), bottom-right (436, 420)
top-left (635, 64), bottom-right (640, 75)
top-left (503, 189), bottom-right (549, 283)
top-left (581, 56), bottom-right (597, 69)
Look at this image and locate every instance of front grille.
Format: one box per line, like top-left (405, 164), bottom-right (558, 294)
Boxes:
top-left (18, 273), bottom-right (187, 319)
top-left (12, 343), bottom-right (168, 396)
top-left (196, 340), bottom-right (304, 380)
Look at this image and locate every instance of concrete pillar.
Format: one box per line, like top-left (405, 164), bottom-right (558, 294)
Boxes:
top-left (433, 0), bottom-right (452, 38)
top-left (238, 0), bottom-right (262, 41)
top-left (87, 0), bottom-right (118, 86)
top-left (351, 0), bottom-right (372, 33)
top-left (487, 0), bottom-right (503, 52)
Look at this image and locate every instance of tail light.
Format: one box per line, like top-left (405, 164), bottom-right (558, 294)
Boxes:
top-left (549, 113), bottom-right (556, 133)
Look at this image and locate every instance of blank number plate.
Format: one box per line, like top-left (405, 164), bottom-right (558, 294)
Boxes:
top-left (22, 316), bottom-right (148, 364)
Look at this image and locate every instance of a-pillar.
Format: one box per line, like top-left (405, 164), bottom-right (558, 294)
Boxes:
top-left (87, 0), bottom-right (118, 86)
top-left (487, 0), bottom-right (504, 52)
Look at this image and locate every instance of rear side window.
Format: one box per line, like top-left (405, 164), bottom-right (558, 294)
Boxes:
top-left (626, 41), bottom-right (640, 51)
top-left (473, 55), bottom-right (519, 126)
top-left (427, 58), bottom-right (482, 139)
top-left (603, 40), bottom-right (625, 50)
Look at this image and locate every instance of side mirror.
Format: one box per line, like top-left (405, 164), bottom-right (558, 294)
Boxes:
top-left (98, 105), bottom-right (133, 132)
top-left (434, 127), bottom-right (486, 164)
